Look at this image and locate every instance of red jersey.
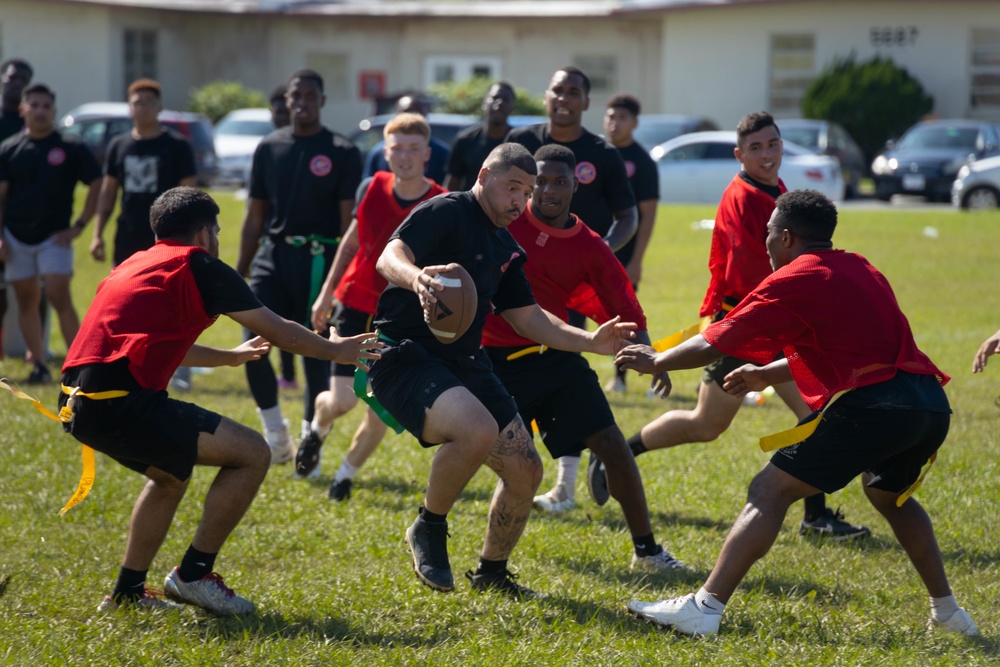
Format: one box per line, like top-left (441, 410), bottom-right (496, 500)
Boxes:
top-left (699, 175), bottom-right (786, 317)
top-left (482, 203), bottom-right (646, 348)
top-left (63, 240), bottom-right (218, 390)
top-left (702, 249), bottom-right (948, 410)
top-left (335, 171), bottom-right (446, 314)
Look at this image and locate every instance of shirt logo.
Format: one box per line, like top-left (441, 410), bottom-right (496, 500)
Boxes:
top-left (575, 161), bottom-right (596, 185)
top-left (535, 232), bottom-right (549, 247)
top-left (500, 251), bottom-right (521, 273)
top-left (625, 160), bottom-right (636, 178)
top-left (310, 155), bottom-right (332, 177)
top-left (124, 154), bottom-right (160, 193)
top-left (48, 147), bottom-right (66, 166)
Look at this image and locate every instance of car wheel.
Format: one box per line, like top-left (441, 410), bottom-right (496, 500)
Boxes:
top-left (962, 186), bottom-right (1000, 210)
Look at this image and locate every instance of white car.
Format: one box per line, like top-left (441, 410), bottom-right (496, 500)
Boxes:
top-left (213, 108), bottom-right (276, 185)
top-left (952, 154), bottom-right (1000, 209)
top-left (651, 131), bottom-right (845, 204)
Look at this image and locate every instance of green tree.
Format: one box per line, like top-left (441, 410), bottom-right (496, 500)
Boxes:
top-left (188, 80), bottom-right (267, 124)
top-left (430, 76), bottom-right (546, 116)
top-left (802, 54), bottom-right (934, 162)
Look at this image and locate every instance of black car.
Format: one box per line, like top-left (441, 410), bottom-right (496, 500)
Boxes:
top-left (871, 119), bottom-right (1000, 202)
top-left (779, 119), bottom-right (867, 198)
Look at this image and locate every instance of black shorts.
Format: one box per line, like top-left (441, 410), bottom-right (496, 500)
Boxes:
top-left (330, 303), bottom-right (374, 377)
top-left (58, 388), bottom-right (222, 482)
top-left (770, 404), bottom-right (949, 494)
top-left (368, 339), bottom-right (518, 447)
top-left (702, 353), bottom-right (784, 389)
top-left (487, 347), bottom-right (615, 458)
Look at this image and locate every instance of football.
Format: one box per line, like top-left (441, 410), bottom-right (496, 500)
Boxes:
top-left (425, 264), bottom-right (478, 344)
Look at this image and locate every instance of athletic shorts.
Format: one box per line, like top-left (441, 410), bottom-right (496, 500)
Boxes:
top-left (58, 387), bottom-right (222, 482)
top-left (2, 229), bottom-right (74, 281)
top-left (330, 303), bottom-right (374, 378)
top-left (702, 353), bottom-right (784, 389)
top-left (770, 404), bottom-right (948, 494)
top-left (487, 347), bottom-right (615, 458)
top-left (368, 338), bottom-right (518, 448)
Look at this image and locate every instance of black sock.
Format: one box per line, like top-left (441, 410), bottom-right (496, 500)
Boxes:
top-left (112, 566), bottom-right (148, 602)
top-left (177, 545), bottom-right (217, 583)
top-left (627, 433), bottom-right (647, 457)
top-left (632, 533), bottom-right (660, 557)
top-left (419, 506), bottom-right (448, 523)
top-left (476, 557), bottom-right (507, 574)
top-left (802, 493), bottom-right (827, 522)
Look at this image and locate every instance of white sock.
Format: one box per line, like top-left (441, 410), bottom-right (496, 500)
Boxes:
top-left (300, 419), bottom-right (312, 440)
top-left (554, 455), bottom-right (580, 501)
top-left (335, 460), bottom-right (360, 483)
top-left (257, 406), bottom-right (285, 433)
top-left (930, 594), bottom-right (959, 621)
top-left (694, 588), bottom-right (726, 615)
top-left (310, 417), bottom-right (332, 440)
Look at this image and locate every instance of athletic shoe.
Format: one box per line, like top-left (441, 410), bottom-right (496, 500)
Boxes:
top-left (263, 419), bottom-right (294, 465)
top-left (163, 568), bottom-right (256, 616)
top-left (532, 488), bottom-right (574, 513)
top-left (799, 508), bottom-right (871, 541)
top-left (465, 568), bottom-right (541, 601)
top-left (928, 608), bottom-right (979, 636)
top-left (604, 377), bottom-right (626, 394)
top-left (328, 478), bottom-right (353, 501)
top-left (96, 588), bottom-right (182, 612)
top-left (631, 547), bottom-right (690, 572)
top-left (25, 363), bottom-right (52, 385)
top-left (404, 515), bottom-right (454, 591)
top-left (627, 593), bottom-right (721, 637)
top-left (586, 452), bottom-right (610, 506)
top-left (295, 430), bottom-right (324, 479)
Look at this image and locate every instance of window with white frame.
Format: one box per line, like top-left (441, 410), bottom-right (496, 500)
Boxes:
top-left (423, 56), bottom-right (501, 87)
top-left (124, 29), bottom-right (157, 93)
top-left (970, 28), bottom-right (1000, 117)
top-left (769, 34), bottom-right (815, 117)
top-left (573, 55), bottom-right (617, 94)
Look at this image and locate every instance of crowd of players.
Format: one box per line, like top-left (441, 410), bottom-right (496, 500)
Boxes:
top-left (0, 57), bottom-right (992, 637)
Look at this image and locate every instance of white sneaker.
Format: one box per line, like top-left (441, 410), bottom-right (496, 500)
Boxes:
top-left (627, 593), bottom-right (721, 636)
top-left (631, 548), bottom-right (690, 572)
top-left (163, 568), bottom-right (255, 616)
top-left (264, 419), bottom-right (294, 465)
top-left (604, 378), bottom-right (626, 394)
top-left (533, 489), bottom-right (574, 513)
top-left (928, 607), bottom-right (979, 636)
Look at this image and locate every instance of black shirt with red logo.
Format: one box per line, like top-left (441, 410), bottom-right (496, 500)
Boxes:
top-left (614, 140), bottom-right (659, 266)
top-left (0, 130), bottom-right (100, 244)
top-left (505, 124), bottom-right (635, 238)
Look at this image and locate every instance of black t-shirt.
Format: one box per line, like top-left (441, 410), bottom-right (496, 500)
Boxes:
top-left (374, 191), bottom-right (535, 357)
top-left (249, 126), bottom-right (362, 238)
top-left (0, 108), bottom-right (23, 144)
top-left (739, 171), bottom-right (782, 199)
top-left (448, 123), bottom-right (507, 191)
top-left (614, 140), bottom-right (659, 265)
top-left (505, 124), bottom-right (635, 237)
top-left (104, 129), bottom-right (197, 264)
top-left (0, 130), bottom-right (101, 244)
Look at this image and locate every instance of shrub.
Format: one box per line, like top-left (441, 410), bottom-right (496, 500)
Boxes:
top-left (429, 76), bottom-right (546, 116)
top-left (188, 80), bottom-right (267, 124)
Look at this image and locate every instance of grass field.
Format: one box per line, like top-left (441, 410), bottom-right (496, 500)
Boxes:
top-left (0, 193), bottom-right (998, 665)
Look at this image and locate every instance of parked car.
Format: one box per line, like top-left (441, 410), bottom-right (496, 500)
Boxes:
top-left (346, 113), bottom-right (548, 157)
top-left (213, 108), bottom-right (276, 186)
top-left (632, 114), bottom-right (718, 152)
top-left (651, 131), bottom-right (845, 204)
top-left (778, 119), bottom-right (867, 198)
top-left (59, 102), bottom-right (218, 185)
top-left (952, 154), bottom-right (1000, 209)
top-left (871, 119), bottom-right (1000, 202)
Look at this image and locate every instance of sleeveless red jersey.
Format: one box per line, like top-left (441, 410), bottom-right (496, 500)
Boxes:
top-left (334, 171), bottom-right (446, 314)
top-left (482, 203), bottom-right (646, 348)
top-left (63, 240), bottom-right (218, 390)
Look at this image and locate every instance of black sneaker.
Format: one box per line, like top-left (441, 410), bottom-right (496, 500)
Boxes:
top-left (799, 507), bottom-right (871, 542)
top-left (405, 514), bottom-right (454, 591)
top-left (295, 430), bottom-right (324, 479)
top-left (328, 478), bottom-right (353, 501)
top-left (25, 363), bottom-right (52, 385)
top-left (465, 568), bottom-right (541, 601)
top-left (586, 452), bottom-right (610, 506)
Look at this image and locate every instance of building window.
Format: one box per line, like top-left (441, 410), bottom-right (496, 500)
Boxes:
top-left (573, 55), bottom-right (617, 94)
top-left (970, 28), bottom-right (1000, 117)
top-left (423, 56), bottom-right (502, 87)
top-left (307, 53), bottom-right (349, 101)
top-left (124, 29), bottom-right (157, 92)
top-left (769, 34), bottom-right (815, 117)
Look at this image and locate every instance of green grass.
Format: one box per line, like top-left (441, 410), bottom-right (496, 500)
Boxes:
top-left (1, 194), bottom-right (998, 665)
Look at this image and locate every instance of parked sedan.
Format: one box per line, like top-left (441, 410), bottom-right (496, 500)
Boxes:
top-left (778, 119), bottom-right (867, 198)
top-left (213, 108), bottom-right (275, 186)
top-left (952, 154), bottom-right (1000, 209)
top-left (632, 114), bottom-right (718, 151)
top-left (652, 131), bottom-right (845, 204)
top-left (871, 119), bottom-right (1000, 202)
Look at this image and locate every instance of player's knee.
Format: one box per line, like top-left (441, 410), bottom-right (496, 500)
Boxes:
top-left (330, 393), bottom-right (359, 417)
top-left (586, 427), bottom-right (628, 463)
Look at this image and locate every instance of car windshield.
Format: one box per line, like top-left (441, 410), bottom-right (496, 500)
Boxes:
top-left (781, 127), bottom-right (820, 151)
top-left (898, 126), bottom-right (980, 150)
top-left (216, 119), bottom-right (274, 136)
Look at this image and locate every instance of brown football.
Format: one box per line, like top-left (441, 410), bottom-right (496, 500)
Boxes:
top-left (425, 264), bottom-right (478, 344)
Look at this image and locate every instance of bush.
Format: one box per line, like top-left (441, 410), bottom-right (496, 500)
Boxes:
top-left (802, 54), bottom-right (933, 162)
top-left (187, 80), bottom-right (267, 124)
top-left (430, 76), bottom-right (546, 116)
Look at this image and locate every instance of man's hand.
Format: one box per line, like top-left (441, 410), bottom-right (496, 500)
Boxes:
top-left (625, 259), bottom-right (642, 287)
top-left (591, 315), bottom-right (637, 355)
top-left (0, 237), bottom-right (8, 263)
top-left (51, 225), bottom-right (83, 246)
top-left (228, 336), bottom-right (272, 366)
top-left (647, 370), bottom-right (672, 399)
top-left (722, 363), bottom-right (771, 396)
top-left (973, 328), bottom-right (1000, 373)
top-left (90, 236), bottom-right (106, 262)
top-left (411, 263), bottom-right (453, 318)
top-left (614, 343), bottom-right (660, 374)
top-left (311, 296), bottom-right (334, 332)
top-left (329, 326), bottom-right (383, 370)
